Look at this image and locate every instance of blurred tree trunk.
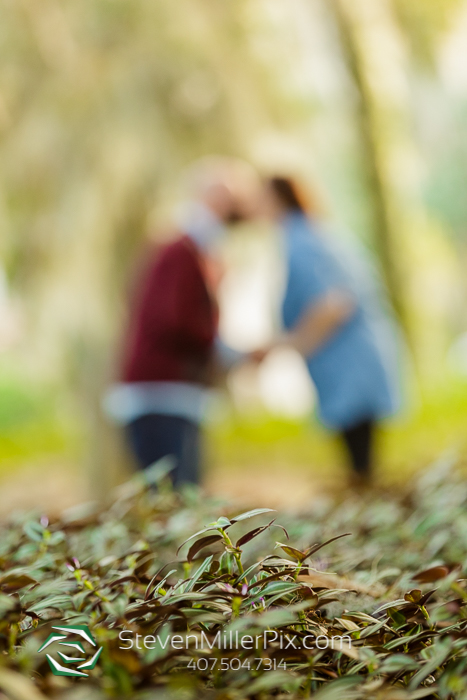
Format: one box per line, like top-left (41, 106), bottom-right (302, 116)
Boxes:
top-left (329, 0), bottom-right (412, 343)
top-left (74, 182), bottom-right (156, 502)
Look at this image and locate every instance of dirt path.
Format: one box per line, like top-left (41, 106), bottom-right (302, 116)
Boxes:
top-left (0, 461), bottom-right (88, 517)
top-left (0, 460), bottom-right (339, 518)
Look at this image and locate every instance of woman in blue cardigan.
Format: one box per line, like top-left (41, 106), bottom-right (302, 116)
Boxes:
top-left (263, 176), bottom-right (399, 486)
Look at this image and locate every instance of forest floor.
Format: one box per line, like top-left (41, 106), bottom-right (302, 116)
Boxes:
top-left (1, 373), bottom-right (467, 517)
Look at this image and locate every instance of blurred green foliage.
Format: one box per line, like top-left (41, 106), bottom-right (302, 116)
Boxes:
top-left (392, 0), bottom-right (462, 65)
top-left (2, 366), bottom-right (467, 494)
top-left (209, 377), bottom-right (467, 487)
top-left (0, 368), bottom-right (79, 473)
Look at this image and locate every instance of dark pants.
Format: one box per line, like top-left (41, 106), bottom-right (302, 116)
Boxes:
top-left (126, 414), bottom-right (201, 486)
top-left (340, 418), bottom-right (375, 477)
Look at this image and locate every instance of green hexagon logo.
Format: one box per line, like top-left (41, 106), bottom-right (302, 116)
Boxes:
top-left (38, 625), bottom-right (103, 677)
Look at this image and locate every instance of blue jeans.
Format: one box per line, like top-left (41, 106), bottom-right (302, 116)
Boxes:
top-left (126, 413), bottom-right (201, 486)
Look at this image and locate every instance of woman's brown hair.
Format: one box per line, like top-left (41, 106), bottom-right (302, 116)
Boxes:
top-left (267, 175), bottom-right (325, 218)
top-left (267, 176), bottom-right (309, 214)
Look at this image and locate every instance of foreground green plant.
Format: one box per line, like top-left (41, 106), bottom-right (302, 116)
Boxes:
top-left (1, 457), bottom-right (467, 698)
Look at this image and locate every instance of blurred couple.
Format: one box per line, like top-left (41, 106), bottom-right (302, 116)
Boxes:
top-left (106, 157), bottom-right (399, 489)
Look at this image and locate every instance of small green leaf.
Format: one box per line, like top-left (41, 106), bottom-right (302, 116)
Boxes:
top-left (230, 508), bottom-right (275, 523)
top-left (187, 534), bottom-right (223, 562)
top-left (276, 543), bottom-right (307, 562)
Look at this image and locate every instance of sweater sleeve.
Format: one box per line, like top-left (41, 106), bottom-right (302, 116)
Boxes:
top-left (121, 237), bottom-right (218, 383)
top-left (135, 240), bottom-right (216, 351)
top-left (166, 246), bottom-right (217, 350)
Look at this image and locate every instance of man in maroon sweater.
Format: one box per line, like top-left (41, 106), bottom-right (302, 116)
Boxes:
top-left (106, 159), bottom-right (256, 486)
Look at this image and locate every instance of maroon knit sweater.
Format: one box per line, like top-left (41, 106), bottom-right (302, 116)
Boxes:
top-left (122, 235), bottom-right (218, 385)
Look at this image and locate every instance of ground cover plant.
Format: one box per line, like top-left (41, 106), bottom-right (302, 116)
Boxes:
top-left (2, 456), bottom-right (467, 699)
